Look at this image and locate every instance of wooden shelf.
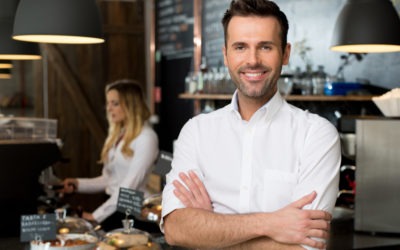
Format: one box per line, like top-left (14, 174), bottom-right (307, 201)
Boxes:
top-left (179, 93), bottom-right (232, 100)
top-left (179, 93), bottom-right (376, 101)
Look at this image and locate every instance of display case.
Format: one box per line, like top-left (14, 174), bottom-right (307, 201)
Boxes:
top-left (0, 117), bottom-right (57, 140)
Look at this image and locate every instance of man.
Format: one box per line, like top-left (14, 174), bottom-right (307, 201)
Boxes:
top-left (161, 0), bottom-right (340, 249)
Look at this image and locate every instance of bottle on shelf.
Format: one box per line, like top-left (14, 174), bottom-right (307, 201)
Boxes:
top-left (196, 56), bottom-right (208, 94)
top-left (291, 67), bottom-right (303, 95)
top-left (300, 65), bottom-right (313, 95)
top-left (278, 65), bottom-right (294, 96)
top-left (312, 65), bottom-right (328, 95)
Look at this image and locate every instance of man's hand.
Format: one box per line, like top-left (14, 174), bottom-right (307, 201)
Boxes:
top-left (264, 191), bottom-right (331, 249)
top-left (172, 170), bottom-right (213, 211)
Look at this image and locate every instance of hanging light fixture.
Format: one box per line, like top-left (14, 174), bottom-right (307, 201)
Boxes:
top-left (0, 69), bottom-right (12, 79)
top-left (331, 0), bottom-right (400, 53)
top-left (12, 0), bottom-right (105, 44)
top-left (0, 60), bottom-right (13, 69)
top-left (0, 0), bottom-right (41, 60)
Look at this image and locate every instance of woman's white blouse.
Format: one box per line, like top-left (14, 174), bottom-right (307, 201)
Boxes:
top-left (77, 125), bottom-right (159, 222)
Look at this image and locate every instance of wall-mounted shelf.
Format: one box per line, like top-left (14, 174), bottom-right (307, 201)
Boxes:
top-left (179, 93), bottom-right (376, 101)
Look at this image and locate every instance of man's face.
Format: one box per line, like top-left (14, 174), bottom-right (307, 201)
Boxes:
top-left (223, 16), bottom-right (290, 101)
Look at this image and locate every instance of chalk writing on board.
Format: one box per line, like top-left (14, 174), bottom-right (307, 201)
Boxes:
top-left (201, 0), bottom-right (231, 67)
top-left (157, 0), bottom-right (194, 60)
top-left (20, 214), bottom-right (56, 242)
top-left (117, 187), bottom-right (144, 217)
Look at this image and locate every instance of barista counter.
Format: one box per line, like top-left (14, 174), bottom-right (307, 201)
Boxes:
top-left (3, 214), bottom-right (400, 250)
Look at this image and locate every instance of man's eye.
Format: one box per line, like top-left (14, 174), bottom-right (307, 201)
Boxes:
top-left (261, 45), bottom-right (272, 50)
top-left (234, 45), bottom-right (245, 51)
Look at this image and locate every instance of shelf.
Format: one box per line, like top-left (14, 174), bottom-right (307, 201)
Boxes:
top-left (285, 95), bottom-right (376, 101)
top-left (179, 93), bottom-right (232, 100)
top-left (179, 93), bottom-right (376, 101)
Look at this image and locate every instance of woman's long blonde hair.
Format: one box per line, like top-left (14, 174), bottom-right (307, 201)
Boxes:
top-left (100, 79), bottom-right (151, 163)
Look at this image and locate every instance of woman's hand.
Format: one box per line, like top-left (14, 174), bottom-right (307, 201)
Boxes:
top-left (172, 170), bottom-right (213, 211)
top-left (81, 212), bottom-right (96, 222)
top-left (62, 178), bottom-right (78, 193)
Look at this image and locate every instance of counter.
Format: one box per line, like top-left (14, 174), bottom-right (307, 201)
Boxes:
top-left (3, 214), bottom-right (400, 250)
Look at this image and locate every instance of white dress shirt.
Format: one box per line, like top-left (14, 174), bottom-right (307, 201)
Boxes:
top-left (77, 124), bottom-right (159, 223)
top-left (161, 91), bottom-right (340, 248)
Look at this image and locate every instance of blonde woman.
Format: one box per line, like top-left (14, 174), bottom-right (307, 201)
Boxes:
top-left (62, 79), bottom-right (159, 230)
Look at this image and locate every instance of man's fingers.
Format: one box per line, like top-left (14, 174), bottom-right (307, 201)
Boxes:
top-left (179, 172), bottom-right (204, 201)
top-left (308, 228), bottom-right (330, 240)
top-left (173, 189), bottom-right (192, 207)
top-left (309, 210), bottom-right (332, 221)
top-left (290, 191), bottom-right (317, 209)
top-left (173, 179), bottom-right (190, 194)
top-left (188, 170), bottom-right (210, 203)
top-left (301, 237), bottom-right (326, 250)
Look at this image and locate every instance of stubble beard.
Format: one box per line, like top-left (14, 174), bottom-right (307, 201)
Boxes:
top-left (231, 70), bottom-right (278, 100)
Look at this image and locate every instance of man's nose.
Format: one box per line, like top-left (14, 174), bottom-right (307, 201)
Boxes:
top-left (247, 48), bottom-right (261, 65)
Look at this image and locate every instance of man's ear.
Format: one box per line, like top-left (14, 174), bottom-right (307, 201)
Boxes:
top-left (283, 43), bottom-right (291, 65)
top-left (222, 46), bottom-right (228, 66)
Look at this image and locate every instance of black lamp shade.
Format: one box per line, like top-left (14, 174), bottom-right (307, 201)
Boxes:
top-left (0, 68), bottom-right (12, 79)
top-left (331, 0), bottom-right (400, 53)
top-left (13, 0), bottom-right (105, 44)
top-left (0, 60), bottom-right (13, 69)
top-left (0, 20), bottom-right (41, 60)
top-left (0, 0), bottom-right (41, 60)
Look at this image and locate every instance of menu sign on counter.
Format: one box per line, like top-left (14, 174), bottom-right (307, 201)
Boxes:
top-left (117, 187), bottom-right (144, 217)
top-left (20, 214), bottom-right (56, 242)
top-left (157, 0), bottom-right (194, 60)
top-left (201, 0), bottom-right (230, 68)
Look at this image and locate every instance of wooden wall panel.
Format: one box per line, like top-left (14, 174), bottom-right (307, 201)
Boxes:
top-left (32, 0), bottom-right (146, 210)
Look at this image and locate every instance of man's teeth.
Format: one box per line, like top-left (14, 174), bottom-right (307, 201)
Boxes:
top-left (245, 72), bottom-right (262, 77)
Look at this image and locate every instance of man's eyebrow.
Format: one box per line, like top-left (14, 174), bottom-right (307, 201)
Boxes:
top-left (259, 41), bottom-right (275, 45)
top-left (230, 41), bottom-right (246, 47)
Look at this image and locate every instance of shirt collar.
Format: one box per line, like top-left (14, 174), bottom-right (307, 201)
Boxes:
top-left (229, 90), bottom-right (284, 122)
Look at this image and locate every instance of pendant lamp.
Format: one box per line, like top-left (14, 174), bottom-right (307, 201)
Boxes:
top-left (0, 0), bottom-right (41, 60)
top-left (12, 0), bottom-right (105, 44)
top-left (331, 0), bottom-right (400, 53)
top-left (0, 69), bottom-right (12, 79)
top-left (0, 60), bottom-right (13, 69)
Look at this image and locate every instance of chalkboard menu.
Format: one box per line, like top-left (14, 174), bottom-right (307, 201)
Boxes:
top-left (20, 214), bottom-right (56, 242)
top-left (117, 187), bottom-right (144, 217)
top-left (201, 0), bottom-right (231, 68)
top-left (157, 0), bottom-right (194, 60)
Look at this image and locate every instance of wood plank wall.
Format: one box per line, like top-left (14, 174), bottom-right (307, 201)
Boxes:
top-left (33, 0), bottom-right (146, 211)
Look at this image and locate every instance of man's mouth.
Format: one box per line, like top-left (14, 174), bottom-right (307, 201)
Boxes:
top-left (241, 70), bottom-right (267, 81)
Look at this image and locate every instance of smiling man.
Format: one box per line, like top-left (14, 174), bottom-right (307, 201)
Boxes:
top-left (161, 1), bottom-right (340, 249)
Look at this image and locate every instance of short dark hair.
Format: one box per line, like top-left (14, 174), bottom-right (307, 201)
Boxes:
top-left (221, 0), bottom-right (289, 52)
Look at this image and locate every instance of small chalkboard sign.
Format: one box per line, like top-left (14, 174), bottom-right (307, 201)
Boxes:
top-left (117, 187), bottom-right (144, 217)
top-left (20, 214), bottom-right (56, 242)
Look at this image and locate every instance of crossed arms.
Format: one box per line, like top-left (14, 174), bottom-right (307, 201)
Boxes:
top-left (163, 171), bottom-right (332, 250)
